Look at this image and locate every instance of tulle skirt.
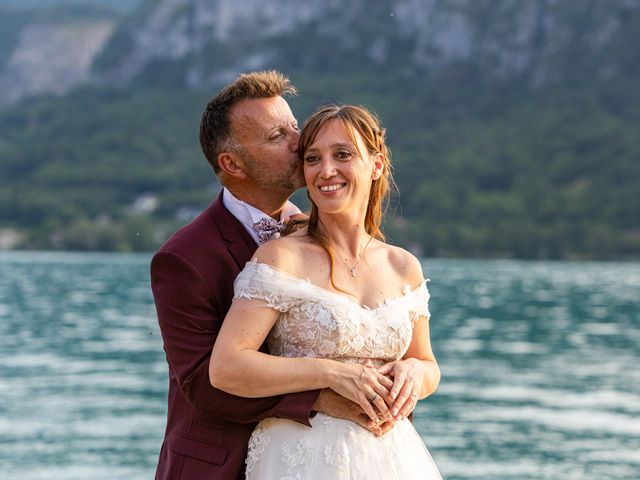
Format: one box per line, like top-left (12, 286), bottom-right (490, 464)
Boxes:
top-left (245, 413), bottom-right (443, 479)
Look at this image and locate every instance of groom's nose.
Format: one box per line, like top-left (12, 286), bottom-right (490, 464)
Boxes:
top-left (288, 130), bottom-right (300, 153)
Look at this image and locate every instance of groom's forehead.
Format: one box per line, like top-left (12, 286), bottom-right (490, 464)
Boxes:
top-left (231, 99), bottom-right (293, 133)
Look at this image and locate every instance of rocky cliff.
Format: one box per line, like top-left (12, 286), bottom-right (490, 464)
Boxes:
top-left (0, 19), bottom-right (114, 105)
top-left (0, 0), bottom-right (638, 105)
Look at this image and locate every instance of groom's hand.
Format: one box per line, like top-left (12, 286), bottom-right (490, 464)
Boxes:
top-left (312, 389), bottom-right (396, 437)
top-left (283, 213), bottom-right (309, 222)
top-left (281, 213), bottom-right (309, 236)
top-left (372, 419), bottom-right (396, 437)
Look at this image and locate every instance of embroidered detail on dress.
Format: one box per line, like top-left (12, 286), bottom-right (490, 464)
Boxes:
top-left (281, 439), bottom-right (313, 473)
top-left (234, 261), bottom-right (431, 366)
top-left (245, 423), bottom-right (271, 476)
top-left (324, 441), bottom-right (349, 479)
top-left (322, 414), bottom-right (333, 431)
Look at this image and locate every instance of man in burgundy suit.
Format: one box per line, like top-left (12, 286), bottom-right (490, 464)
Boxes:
top-left (150, 71), bottom-right (381, 480)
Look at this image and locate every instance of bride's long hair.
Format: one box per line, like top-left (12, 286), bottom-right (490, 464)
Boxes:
top-left (296, 104), bottom-right (396, 291)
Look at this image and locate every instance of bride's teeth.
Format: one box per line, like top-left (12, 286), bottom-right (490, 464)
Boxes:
top-left (320, 184), bottom-right (344, 192)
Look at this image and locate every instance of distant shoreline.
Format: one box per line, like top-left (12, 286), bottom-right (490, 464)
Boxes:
top-left (1, 249), bottom-right (638, 263)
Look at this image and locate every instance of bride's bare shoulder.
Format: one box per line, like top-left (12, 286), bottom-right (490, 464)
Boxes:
top-left (252, 231), bottom-right (319, 274)
top-left (379, 242), bottom-right (425, 287)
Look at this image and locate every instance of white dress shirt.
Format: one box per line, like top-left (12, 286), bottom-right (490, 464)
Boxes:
top-left (222, 187), bottom-right (301, 245)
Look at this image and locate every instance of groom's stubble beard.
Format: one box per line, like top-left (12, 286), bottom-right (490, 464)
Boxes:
top-left (242, 151), bottom-right (305, 193)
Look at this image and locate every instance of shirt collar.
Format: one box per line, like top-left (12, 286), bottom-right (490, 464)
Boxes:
top-left (222, 187), bottom-right (301, 243)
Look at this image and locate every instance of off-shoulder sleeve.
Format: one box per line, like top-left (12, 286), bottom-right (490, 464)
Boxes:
top-left (408, 279), bottom-right (431, 324)
top-left (232, 260), bottom-right (302, 313)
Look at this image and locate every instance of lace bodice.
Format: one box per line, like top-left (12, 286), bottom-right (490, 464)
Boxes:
top-left (232, 261), bottom-right (430, 365)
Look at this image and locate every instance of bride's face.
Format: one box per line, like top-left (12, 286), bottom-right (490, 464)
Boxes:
top-left (303, 119), bottom-right (383, 216)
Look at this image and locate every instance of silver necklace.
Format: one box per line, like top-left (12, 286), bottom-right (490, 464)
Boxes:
top-left (336, 236), bottom-right (373, 277)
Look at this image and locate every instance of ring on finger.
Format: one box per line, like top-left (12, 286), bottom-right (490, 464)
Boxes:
top-left (409, 393), bottom-right (418, 399)
top-left (368, 393), bottom-right (378, 403)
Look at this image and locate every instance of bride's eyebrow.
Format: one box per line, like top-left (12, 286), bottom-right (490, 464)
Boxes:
top-left (304, 145), bottom-right (319, 153)
top-left (331, 143), bottom-right (354, 149)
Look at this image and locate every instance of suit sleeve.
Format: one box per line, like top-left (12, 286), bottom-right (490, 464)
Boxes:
top-left (150, 250), bottom-right (319, 426)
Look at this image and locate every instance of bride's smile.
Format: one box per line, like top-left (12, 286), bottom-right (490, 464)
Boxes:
top-left (318, 182), bottom-right (347, 192)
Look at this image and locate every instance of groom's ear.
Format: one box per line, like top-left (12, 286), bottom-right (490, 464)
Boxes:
top-left (217, 151), bottom-right (247, 179)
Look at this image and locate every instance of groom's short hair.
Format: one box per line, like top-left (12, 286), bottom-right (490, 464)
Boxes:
top-left (199, 70), bottom-right (298, 173)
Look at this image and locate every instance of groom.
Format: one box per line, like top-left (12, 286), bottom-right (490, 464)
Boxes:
top-left (151, 70), bottom-right (384, 480)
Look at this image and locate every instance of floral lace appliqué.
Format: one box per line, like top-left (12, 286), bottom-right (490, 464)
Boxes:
top-left (281, 439), bottom-right (313, 473)
top-left (233, 261), bottom-right (431, 366)
top-left (245, 422), bottom-right (271, 475)
top-left (324, 443), bottom-right (349, 479)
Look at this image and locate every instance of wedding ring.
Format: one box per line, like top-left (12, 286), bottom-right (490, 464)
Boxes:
top-left (369, 393), bottom-right (378, 403)
top-left (409, 393), bottom-right (418, 398)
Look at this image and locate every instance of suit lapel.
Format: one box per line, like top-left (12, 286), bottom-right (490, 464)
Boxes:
top-left (209, 193), bottom-right (258, 269)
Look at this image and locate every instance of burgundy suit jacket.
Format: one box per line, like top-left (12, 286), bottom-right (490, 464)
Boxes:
top-left (151, 193), bottom-right (319, 480)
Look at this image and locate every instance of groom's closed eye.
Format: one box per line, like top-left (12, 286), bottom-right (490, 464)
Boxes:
top-left (269, 124), bottom-right (299, 142)
top-left (269, 131), bottom-right (286, 141)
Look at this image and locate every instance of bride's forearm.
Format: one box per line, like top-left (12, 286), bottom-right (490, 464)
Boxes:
top-left (210, 349), bottom-right (340, 397)
top-left (210, 348), bottom-right (393, 424)
top-left (417, 359), bottom-right (441, 399)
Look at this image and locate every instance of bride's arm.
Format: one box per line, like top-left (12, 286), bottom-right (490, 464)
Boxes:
top-left (210, 301), bottom-right (330, 396)
top-left (209, 301), bottom-right (392, 421)
top-left (377, 252), bottom-right (441, 420)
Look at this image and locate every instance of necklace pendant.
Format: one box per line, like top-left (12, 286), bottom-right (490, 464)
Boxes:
top-left (350, 266), bottom-right (357, 277)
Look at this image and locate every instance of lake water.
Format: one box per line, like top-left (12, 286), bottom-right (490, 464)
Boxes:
top-left (0, 252), bottom-right (638, 479)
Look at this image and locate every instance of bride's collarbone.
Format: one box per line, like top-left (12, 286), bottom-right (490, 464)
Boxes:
top-left (314, 268), bottom-right (405, 309)
top-left (285, 242), bottom-right (410, 306)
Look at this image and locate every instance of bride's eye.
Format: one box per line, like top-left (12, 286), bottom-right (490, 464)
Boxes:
top-left (335, 150), bottom-right (353, 161)
top-left (304, 154), bottom-right (320, 164)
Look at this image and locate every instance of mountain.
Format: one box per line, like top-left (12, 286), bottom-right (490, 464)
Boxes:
top-left (0, 0), bottom-right (138, 11)
top-left (0, 6), bottom-right (116, 106)
top-left (0, 0), bottom-right (638, 258)
top-left (2, 0), bottom-right (640, 104)
top-left (94, 0), bottom-right (640, 89)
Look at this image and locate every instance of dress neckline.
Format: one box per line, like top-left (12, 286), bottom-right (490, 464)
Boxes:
top-left (247, 260), bottom-right (426, 313)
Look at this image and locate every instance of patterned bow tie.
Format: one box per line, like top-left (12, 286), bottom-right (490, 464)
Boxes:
top-left (253, 217), bottom-right (285, 244)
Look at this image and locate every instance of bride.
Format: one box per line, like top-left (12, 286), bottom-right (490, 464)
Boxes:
top-left (210, 104), bottom-right (443, 479)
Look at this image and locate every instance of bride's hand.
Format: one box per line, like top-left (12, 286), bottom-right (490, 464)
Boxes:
top-left (328, 362), bottom-right (394, 422)
top-left (377, 358), bottom-right (426, 420)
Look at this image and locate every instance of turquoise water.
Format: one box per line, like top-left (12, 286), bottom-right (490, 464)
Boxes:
top-left (0, 252), bottom-right (638, 479)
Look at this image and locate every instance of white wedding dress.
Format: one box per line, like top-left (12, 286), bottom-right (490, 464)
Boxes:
top-left (233, 260), bottom-right (443, 480)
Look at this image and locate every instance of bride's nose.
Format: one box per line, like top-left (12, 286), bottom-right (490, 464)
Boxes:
top-left (319, 157), bottom-right (337, 178)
